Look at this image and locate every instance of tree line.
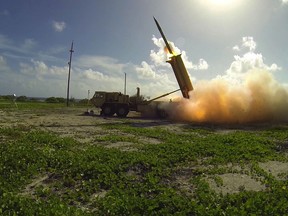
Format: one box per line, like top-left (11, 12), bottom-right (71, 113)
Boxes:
top-left (0, 95), bottom-right (89, 104)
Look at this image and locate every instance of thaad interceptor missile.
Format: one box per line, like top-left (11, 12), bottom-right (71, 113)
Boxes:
top-left (153, 17), bottom-right (173, 55)
top-left (153, 17), bottom-right (193, 99)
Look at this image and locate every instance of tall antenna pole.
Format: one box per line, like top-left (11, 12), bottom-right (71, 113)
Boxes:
top-left (66, 41), bottom-right (74, 107)
top-left (124, 72), bottom-right (127, 95)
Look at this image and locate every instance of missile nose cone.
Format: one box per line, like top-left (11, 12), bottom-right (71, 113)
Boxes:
top-left (153, 16), bottom-right (173, 55)
top-left (153, 16), bottom-right (159, 27)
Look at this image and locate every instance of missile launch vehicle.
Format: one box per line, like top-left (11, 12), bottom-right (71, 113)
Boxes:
top-left (90, 17), bottom-right (193, 118)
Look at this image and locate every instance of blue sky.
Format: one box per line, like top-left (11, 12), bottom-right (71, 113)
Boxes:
top-left (0, 0), bottom-right (288, 99)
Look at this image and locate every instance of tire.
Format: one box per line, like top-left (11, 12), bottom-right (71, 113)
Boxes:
top-left (102, 105), bottom-right (115, 116)
top-left (156, 108), bottom-right (168, 118)
top-left (116, 106), bottom-right (129, 117)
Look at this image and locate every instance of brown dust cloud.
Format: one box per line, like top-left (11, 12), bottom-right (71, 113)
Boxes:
top-left (166, 69), bottom-right (288, 124)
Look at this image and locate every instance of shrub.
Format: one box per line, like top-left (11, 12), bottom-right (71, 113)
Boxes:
top-left (16, 96), bottom-right (28, 102)
top-left (45, 97), bottom-right (59, 103)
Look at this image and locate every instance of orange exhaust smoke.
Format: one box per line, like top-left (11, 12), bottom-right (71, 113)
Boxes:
top-left (164, 45), bottom-right (177, 57)
top-left (166, 69), bottom-right (288, 124)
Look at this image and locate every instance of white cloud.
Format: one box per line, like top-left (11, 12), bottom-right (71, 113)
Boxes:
top-left (197, 59), bottom-right (209, 70)
top-left (75, 55), bottom-right (125, 75)
top-left (228, 36), bottom-right (281, 78)
top-left (136, 61), bottom-right (156, 79)
top-left (0, 49), bottom-right (184, 98)
top-left (232, 45), bottom-right (240, 51)
top-left (81, 69), bottom-right (108, 81)
top-left (0, 34), bottom-right (202, 99)
top-left (242, 37), bottom-right (256, 52)
top-left (225, 37), bottom-right (282, 84)
top-left (0, 34), bottom-right (39, 60)
top-left (232, 37), bottom-right (257, 53)
top-left (78, 67), bottom-right (130, 94)
top-left (52, 21), bottom-right (66, 32)
top-left (180, 52), bottom-right (209, 70)
top-left (0, 36), bottom-right (62, 63)
top-left (227, 52), bottom-right (281, 76)
top-left (150, 36), bottom-right (208, 71)
top-left (0, 55), bottom-right (11, 73)
top-left (268, 63), bottom-right (281, 71)
top-left (20, 59), bottom-right (67, 80)
top-left (281, 0), bottom-right (288, 4)
top-left (150, 36), bottom-right (170, 67)
top-left (21, 38), bottom-right (37, 50)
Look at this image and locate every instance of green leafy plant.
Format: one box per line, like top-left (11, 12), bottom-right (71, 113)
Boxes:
top-left (1, 115), bottom-right (288, 215)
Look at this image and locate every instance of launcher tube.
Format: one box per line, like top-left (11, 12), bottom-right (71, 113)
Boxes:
top-left (167, 54), bottom-right (193, 99)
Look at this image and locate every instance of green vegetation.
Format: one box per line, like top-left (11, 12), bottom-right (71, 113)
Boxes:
top-left (0, 109), bottom-right (288, 215)
top-left (0, 95), bottom-right (89, 109)
top-left (45, 97), bottom-right (66, 103)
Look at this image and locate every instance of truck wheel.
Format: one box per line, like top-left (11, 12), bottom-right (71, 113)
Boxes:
top-left (116, 106), bottom-right (129, 117)
top-left (156, 108), bottom-right (168, 118)
top-left (102, 105), bottom-right (114, 116)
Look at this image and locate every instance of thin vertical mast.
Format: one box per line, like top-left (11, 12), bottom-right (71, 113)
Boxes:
top-left (124, 72), bottom-right (127, 95)
top-left (66, 41), bottom-right (74, 107)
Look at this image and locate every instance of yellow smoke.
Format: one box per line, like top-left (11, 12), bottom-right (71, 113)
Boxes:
top-left (167, 69), bottom-right (288, 123)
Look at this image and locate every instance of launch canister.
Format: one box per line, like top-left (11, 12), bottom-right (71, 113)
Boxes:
top-left (153, 17), bottom-right (193, 99)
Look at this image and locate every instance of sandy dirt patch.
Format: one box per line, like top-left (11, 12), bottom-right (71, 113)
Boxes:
top-left (259, 161), bottom-right (288, 180)
top-left (207, 173), bottom-right (265, 194)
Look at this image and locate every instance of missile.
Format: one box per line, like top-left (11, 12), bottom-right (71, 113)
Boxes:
top-left (153, 17), bottom-right (193, 98)
top-left (153, 17), bottom-right (173, 55)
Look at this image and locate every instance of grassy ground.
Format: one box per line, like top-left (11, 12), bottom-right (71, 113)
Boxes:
top-left (0, 102), bottom-right (288, 215)
top-left (0, 99), bottom-right (88, 110)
